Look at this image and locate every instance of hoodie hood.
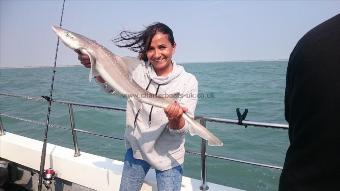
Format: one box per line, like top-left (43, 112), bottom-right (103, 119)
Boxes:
top-left (146, 61), bottom-right (184, 85)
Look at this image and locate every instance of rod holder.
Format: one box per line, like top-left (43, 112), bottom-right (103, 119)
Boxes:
top-left (236, 108), bottom-right (248, 128)
top-left (68, 104), bottom-right (80, 157)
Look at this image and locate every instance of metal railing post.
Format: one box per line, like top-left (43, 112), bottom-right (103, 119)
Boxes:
top-left (68, 104), bottom-right (80, 157)
top-left (199, 117), bottom-right (209, 191)
top-left (0, 116), bottom-right (5, 136)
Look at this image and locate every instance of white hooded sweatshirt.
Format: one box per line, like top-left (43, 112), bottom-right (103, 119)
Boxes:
top-left (97, 57), bottom-right (198, 171)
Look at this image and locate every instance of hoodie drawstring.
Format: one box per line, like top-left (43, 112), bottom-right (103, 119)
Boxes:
top-left (148, 84), bottom-right (161, 126)
top-left (134, 79), bottom-right (158, 128)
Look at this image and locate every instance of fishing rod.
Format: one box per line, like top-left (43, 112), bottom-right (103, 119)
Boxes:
top-left (37, 0), bottom-right (66, 190)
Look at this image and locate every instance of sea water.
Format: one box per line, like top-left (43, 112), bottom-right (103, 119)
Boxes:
top-left (0, 61), bottom-right (288, 191)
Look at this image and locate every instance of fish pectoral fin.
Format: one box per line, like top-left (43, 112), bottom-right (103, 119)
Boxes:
top-left (79, 48), bottom-right (98, 82)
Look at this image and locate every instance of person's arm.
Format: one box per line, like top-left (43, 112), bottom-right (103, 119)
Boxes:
top-left (164, 76), bottom-right (198, 133)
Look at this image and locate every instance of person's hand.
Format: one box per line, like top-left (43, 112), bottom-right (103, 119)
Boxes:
top-left (165, 101), bottom-right (188, 120)
top-left (75, 50), bottom-right (91, 68)
top-left (74, 50), bottom-right (105, 83)
top-left (164, 101), bottom-right (188, 129)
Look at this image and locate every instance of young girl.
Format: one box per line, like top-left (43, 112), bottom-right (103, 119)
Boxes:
top-left (77, 22), bottom-right (198, 191)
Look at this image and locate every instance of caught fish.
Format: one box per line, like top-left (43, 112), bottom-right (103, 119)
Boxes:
top-left (52, 26), bottom-right (223, 146)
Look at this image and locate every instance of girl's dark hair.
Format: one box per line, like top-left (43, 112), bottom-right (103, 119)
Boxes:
top-left (113, 22), bottom-right (175, 61)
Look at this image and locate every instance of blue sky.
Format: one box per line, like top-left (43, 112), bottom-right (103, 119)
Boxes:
top-left (1, 0), bottom-right (340, 68)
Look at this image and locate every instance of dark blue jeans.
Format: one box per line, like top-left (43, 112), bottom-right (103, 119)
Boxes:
top-left (119, 148), bottom-right (183, 191)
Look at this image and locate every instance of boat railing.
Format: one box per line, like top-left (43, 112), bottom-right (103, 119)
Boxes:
top-left (0, 92), bottom-right (288, 191)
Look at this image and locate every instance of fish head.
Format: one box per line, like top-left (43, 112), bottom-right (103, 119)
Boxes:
top-left (52, 26), bottom-right (86, 50)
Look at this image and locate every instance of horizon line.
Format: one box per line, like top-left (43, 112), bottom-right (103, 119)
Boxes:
top-left (0, 59), bottom-right (289, 69)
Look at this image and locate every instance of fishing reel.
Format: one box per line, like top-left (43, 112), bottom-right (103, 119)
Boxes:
top-left (43, 168), bottom-right (56, 189)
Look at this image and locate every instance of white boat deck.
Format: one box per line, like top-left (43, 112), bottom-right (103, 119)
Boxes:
top-left (0, 132), bottom-right (243, 191)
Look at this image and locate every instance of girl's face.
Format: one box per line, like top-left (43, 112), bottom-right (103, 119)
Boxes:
top-left (146, 32), bottom-right (176, 76)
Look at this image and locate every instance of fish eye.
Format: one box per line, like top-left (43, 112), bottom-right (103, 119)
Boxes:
top-left (65, 32), bottom-right (74, 39)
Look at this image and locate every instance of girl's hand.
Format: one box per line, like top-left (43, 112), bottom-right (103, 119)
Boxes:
top-left (164, 101), bottom-right (188, 129)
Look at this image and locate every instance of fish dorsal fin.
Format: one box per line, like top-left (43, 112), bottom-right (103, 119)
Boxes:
top-left (115, 56), bottom-right (143, 81)
top-left (120, 56), bottom-right (141, 74)
top-left (79, 48), bottom-right (97, 82)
